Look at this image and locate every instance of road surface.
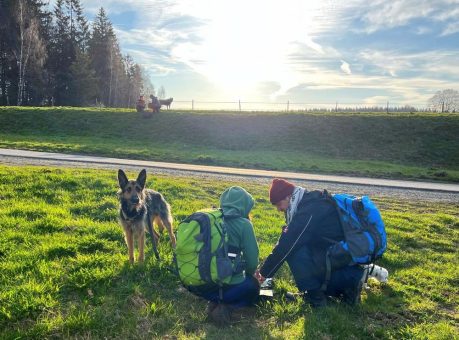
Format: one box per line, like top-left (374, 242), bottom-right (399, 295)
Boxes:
top-left (0, 148), bottom-right (458, 202)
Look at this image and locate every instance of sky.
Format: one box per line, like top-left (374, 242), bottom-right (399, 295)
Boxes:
top-left (50, 0), bottom-right (459, 108)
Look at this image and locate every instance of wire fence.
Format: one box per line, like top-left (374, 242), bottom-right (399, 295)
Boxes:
top-left (168, 100), bottom-right (431, 112)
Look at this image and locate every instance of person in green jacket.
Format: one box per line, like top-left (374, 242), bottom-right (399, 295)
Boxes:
top-left (190, 186), bottom-right (260, 324)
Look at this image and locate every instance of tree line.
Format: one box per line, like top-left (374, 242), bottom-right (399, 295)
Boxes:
top-left (0, 0), bottom-right (152, 107)
top-left (429, 89), bottom-right (459, 113)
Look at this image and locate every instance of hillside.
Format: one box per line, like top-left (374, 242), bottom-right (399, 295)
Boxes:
top-left (0, 107), bottom-right (458, 182)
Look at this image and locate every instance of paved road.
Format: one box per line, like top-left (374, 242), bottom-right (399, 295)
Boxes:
top-left (0, 148), bottom-right (458, 202)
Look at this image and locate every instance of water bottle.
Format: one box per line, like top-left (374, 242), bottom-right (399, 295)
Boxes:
top-left (365, 264), bottom-right (389, 283)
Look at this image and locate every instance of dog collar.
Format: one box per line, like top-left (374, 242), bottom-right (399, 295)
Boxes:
top-left (120, 206), bottom-right (146, 222)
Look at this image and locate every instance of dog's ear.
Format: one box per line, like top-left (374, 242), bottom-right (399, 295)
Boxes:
top-left (118, 169), bottom-right (129, 189)
top-left (136, 169), bottom-right (147, 189)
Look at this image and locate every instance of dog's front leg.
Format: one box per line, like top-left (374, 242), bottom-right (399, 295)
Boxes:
top-left (138, 230), bottom-right (145, 263)
top-left (125, 227), bottom-right (135, 264)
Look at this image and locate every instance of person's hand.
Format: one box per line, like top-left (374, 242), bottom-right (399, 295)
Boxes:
top-left (254, 269), bottom-right (265, 283)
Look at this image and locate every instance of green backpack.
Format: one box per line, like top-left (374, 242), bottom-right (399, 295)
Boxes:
top-left (175, 209), bottom-right (236, 288)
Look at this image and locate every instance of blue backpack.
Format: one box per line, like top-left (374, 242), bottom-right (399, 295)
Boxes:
top-left (322, 192), bottom-right (387, 290)
top-left (333, 193), bottom-right (386, 263)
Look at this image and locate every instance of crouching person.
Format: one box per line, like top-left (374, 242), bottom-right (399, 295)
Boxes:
top-left (175, 186), bottom-right (260, 326)
top-left (255, 179), bottom-right (386, 308)
top-left (136, 95), bottom-right (146, 112)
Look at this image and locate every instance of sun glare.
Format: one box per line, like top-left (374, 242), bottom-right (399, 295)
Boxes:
top-left (172, 0), bottom-right (325, 98)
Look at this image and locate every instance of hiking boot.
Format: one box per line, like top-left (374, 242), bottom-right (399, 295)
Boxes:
top-left (304, 290), bottom-right (327, 308)
top-left (209, 303), bottom-right (231, 327)
top-left (285, 291), bottom-right (301, 302)
top-left (343, 268), bottom-right (366, 306)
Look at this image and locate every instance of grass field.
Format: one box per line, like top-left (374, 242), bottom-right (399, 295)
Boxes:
top-left (0, 165), bottom-right (457, 339)
top-left (0, 106), bottom-right (458, 182)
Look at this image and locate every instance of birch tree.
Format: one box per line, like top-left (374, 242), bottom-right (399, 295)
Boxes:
top-left (158, 86), bottom-right (166, 99)
top-left (14, 0), bottom-right (46, 105)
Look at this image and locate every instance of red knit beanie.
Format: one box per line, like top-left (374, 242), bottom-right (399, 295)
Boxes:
top-left (269, 178), bottom-right (295, 204)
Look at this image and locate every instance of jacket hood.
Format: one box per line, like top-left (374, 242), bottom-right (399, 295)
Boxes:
top-left (220, 186), bottom-right (254, 218)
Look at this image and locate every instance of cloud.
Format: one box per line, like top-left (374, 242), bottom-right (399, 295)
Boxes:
top-left (362, 95), bottom-right (390, 105)
top-left (441, 22), bottom-right (459, 36)
top-left (346, 0), bottom-right (459, 34)
top-left (47, 0), bottom-right (459, 106)
top-left (256, 81), bottom-right (281, 95)
top-left (340, 60), bottom-right (352, 75)
top-left (414, 26), bottom-right (432, 35)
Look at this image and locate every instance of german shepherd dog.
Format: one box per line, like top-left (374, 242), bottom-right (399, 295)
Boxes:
top-left (117, 169), bottom-right (176, 264)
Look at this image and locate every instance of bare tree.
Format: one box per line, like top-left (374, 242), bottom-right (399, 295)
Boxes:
top-left (14, 0), bottom-right (46, 106)
top-left (429, 89), bottom-right (459, 113)
top-left (141, 67), bottom-right (155, 97)
top-left (157, 85), bottom-right (166, 99)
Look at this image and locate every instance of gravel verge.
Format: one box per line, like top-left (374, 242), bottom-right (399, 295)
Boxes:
top-left (1, 155), bottom-right (458, 203)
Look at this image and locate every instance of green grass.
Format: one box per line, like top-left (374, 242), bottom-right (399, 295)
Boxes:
top-left (1, 106), bottom-right (458, 182)
top-left (0, 165), bottom-right (457, 339)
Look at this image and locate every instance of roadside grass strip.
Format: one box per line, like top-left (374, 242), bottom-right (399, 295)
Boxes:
top-left (1, 107), bottom-right (458, 182)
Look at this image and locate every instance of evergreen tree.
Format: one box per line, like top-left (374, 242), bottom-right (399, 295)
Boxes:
top-left (0, 0), bottom-right (14, 105)
top-left (0, 1), bottom-right (147, 107)
top-left (88, 7), bottom-right (117, 106)
top-left (49, 0), bottom-right (90, 105)
top-left (69, 0), bottom-right (90, 52)
top-left (68, 50), bottom-right (97, 105)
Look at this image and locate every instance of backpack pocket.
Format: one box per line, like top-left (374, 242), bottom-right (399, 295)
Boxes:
top-left (216, 257), bottom-right (234, 281)
top-left (327, 241), bottom-right (353, 270)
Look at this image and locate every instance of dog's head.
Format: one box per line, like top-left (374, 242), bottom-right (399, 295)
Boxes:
top-left (117, 169), bottom-right (147, 208)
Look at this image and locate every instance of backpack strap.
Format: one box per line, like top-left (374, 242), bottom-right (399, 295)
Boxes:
top-left (219, 209), bottom-right (245, 274)
top-left (320, 190), bottom-right (341, 291)
top-left (186, 212), bottom-right (213, 283)
top-left (320, 249), bottom-right (332, 291)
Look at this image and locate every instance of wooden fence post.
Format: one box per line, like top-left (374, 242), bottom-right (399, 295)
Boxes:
top-left (287, 100), bottom-right (290, 112)
top-left (192, 99), bottom-right (194, 110)
top-left (239, 99), bottom-right (241, 112)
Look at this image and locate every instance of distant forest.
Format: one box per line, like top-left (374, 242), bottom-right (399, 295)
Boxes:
top-left (0, 0), bottom-right (151, 108)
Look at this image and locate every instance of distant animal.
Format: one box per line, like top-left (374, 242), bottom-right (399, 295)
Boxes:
top-left (117, 169), bottom-right (176, 264)
top-left (159, 97), bottom-right (173, 109)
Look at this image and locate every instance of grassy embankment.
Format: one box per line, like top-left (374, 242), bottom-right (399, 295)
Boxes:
top-left (0, 106), bottom-right (458, 182)
top-left (0, 166), bottom-right (457, 339)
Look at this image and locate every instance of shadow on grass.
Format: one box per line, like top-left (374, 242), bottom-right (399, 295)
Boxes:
top-left (43, 250), bottom-right (276, 339)
top-left (301, 283), bottom-right (411, 339)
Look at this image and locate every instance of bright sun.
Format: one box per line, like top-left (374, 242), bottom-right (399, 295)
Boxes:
top-left (172, 0), bottom-right (325, 98)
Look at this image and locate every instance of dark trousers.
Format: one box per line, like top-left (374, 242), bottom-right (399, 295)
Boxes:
top-left (191, 276), bottom-right (260, 308)
top-left (286, 245), bottom-right (364, 295)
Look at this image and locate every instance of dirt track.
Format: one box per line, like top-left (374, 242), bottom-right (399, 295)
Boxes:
top-left (1, 154), bottom-right (458, 203)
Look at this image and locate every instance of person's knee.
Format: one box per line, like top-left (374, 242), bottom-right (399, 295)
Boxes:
top-left (287, 248), bottom-right (322, 291)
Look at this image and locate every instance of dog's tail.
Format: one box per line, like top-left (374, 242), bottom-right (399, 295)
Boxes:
top-left (147, 213), bottom-right (160, 261)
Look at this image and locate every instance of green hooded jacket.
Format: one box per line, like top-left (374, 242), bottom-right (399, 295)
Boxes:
top-left (220, 186), bottom-right (259, 285)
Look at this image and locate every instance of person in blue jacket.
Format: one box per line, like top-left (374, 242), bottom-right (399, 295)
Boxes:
top-left (255, 178), bottom-right (366, 307)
